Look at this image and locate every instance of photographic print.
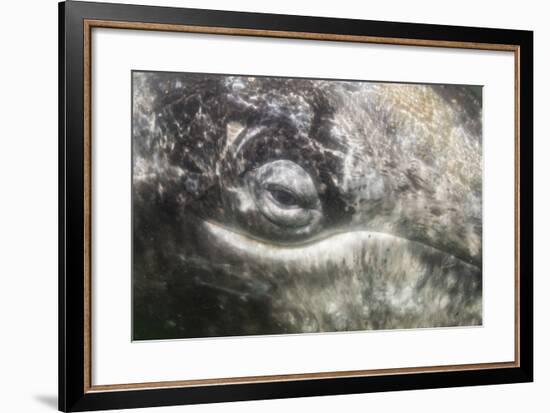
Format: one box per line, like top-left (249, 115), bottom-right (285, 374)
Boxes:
top-left (132, 71), bottom-right (482, 340)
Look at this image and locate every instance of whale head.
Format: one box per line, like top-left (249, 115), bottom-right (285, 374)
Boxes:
top-left (132, 73), bottom-right (482, 339)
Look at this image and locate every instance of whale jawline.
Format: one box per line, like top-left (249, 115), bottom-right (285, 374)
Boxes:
top-left (202, 219), bottom-right (480, 271)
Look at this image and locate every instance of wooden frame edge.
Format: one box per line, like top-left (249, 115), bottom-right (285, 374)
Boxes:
top-left (514, 45), bottom-right (521, 367)
top-left (87, 361), bottom-right (518, 392)
top-left (83, 19), bottom-right (92, 393)
top-left (86, 19), bottom-right (518, 51)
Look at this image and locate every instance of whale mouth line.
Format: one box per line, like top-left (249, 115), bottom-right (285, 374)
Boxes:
top-left (202, 220), bottom-right (479, 270)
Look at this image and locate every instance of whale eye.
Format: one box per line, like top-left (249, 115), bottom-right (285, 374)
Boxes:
top-left (266, 185), bottom-right (300, 208)
top-left (247, 160), bottom-right (323, 232)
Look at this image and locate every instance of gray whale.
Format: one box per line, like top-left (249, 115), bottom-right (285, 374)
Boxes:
top-left (132, 72), bottom-right (482, 339)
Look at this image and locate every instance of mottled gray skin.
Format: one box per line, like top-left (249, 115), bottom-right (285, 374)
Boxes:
top-left (132, 72), bottom-right (482, 339)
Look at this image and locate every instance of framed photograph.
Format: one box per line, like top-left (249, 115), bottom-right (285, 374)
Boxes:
top-left (59, 1), bottom-right (533, 411)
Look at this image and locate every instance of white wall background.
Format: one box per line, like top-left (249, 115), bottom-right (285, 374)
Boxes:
top-left (0, 0), bottom-right (545, 412)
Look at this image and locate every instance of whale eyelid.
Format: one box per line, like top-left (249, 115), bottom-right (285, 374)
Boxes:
top-left (264, 182), bottom-right (298, 196)
top-left (259, 161), bottom-right (320, 206)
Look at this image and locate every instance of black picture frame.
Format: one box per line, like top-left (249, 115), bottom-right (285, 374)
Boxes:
top-left (59, 1), bottom-right (533, 411)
